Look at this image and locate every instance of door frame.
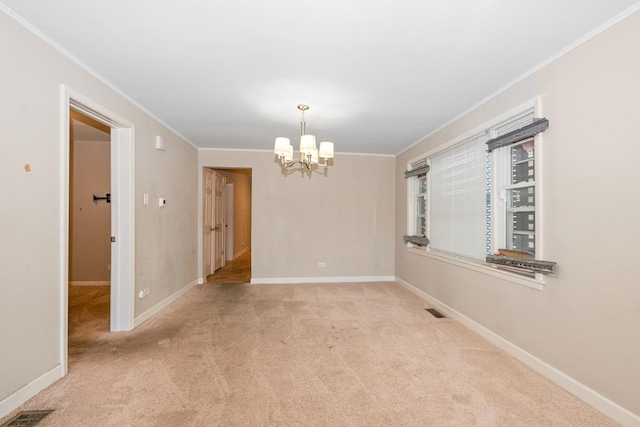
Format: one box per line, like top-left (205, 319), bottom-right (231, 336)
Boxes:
top-left (61, 87), bottom-right (135, 371)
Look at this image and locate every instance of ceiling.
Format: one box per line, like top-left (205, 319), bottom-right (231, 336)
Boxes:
top-left (4, 0), bottom-right (639, 155)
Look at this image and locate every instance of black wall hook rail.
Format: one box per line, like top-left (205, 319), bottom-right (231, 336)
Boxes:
top-left (93, 193), bottom-right (111, 203)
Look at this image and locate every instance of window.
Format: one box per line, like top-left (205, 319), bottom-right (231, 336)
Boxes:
top-left (415, 173), bottom-right (427, 236)
top-left (491, 109), bottom-right (536, 255)
top-left (406, 105), bottom-right (553, 275)
top-left (404, 159), bottom-right (429, 247)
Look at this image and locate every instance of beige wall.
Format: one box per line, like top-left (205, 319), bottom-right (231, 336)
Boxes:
top-left (218, 170), bottom-right (252, 259)
top-left (69, 137), bottom-right (111, 282)
top-left (0, 9), bottom-right (198, 410)
top-left (134, 123), bottom-right (198, 316)
top-left (199, 151), bottom-right (396, 281)
top-left (395, 9), bottom-right (640, 418)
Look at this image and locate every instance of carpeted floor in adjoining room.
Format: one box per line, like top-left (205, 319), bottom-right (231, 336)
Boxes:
top-left (1, 280), bottom-right (617, 426)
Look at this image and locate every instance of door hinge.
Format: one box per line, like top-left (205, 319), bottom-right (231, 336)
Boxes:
top-left (111, 236), bottom-right (116, 242)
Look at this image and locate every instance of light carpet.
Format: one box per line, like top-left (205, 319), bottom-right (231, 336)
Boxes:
top-left (2, 282), bottom-right (616, 426)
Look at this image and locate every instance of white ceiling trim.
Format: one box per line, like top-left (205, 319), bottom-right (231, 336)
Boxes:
top-left (5, 1), bottom-right (640, 156)
top-left (398, 1), bottom-right (640, 157)
top-left (0, 2), bottom-right (200, 151)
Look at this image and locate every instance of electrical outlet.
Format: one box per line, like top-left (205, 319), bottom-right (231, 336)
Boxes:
top-left (144, 287), bottom-right (151, 296)
top-left (318, 262), bottom-right (326, 268)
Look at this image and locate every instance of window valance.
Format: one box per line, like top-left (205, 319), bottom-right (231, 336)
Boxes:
top-left (403, 235), bottom-right (429, 246)
top-left (404, 159), bottom-right (429, 178)
top-left (486, 118), bottom-right (549, 152)
top-left (486, 254), bottom-right (556, 274)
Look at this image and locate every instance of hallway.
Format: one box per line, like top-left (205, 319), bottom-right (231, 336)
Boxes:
top-left (206, 249), bottom-right (251, 284)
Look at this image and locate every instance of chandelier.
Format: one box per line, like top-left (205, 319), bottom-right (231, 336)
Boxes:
top-left (273, 104), bottom-right (334, 175)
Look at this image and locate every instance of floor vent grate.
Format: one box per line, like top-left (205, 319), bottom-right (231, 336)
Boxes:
top-left (1, 411), bottom-right (54, 427)
top-left (425, 308), bottom-right (445, 318)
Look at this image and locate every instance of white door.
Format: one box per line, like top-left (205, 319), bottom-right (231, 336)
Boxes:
top-left (203, 169), bottom-right (214, 277)
top-left (213, 172), bottom-right (225, 271)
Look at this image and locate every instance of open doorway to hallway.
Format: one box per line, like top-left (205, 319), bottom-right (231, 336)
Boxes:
top-left (203, 168), bottom-right (252, 284)
top-left (68, 111), bottom-right (111, 338)
top-left (60, 89), bottom-right (135, 380)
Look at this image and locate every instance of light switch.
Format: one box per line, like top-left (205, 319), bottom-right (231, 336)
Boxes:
top-left (159, 197), bottom-right (166, 207)
top-left (143, 192), bottom-right (149, 205)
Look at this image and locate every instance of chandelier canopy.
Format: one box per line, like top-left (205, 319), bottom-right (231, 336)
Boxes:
top-left (273, 104), bottom-right (334, 175)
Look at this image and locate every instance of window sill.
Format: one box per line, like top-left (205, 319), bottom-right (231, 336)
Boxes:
top-left (406, 247), bottom-right (545, 291)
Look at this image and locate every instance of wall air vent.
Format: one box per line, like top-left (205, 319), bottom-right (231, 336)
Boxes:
top-left (425, 308), bottom-right (445, 318)
top-left (1, 410), bottom-right (54, 427)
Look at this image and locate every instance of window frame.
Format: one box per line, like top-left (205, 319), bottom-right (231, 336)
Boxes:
top-left (404, 160), bottom-right (429, 248)
top-left (415, 172), bottom-right (427, 237)
top-left (405, 98), bottom-right (545, 289)
top-left (489, 108), bottom-right (537, 258)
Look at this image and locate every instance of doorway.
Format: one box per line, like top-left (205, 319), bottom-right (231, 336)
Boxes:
top-left (68, 110), bottom-right (112, 333)
top-left (203, 168), bottom-right (252, 283)
top-left (62, 88), bottom-right (135, 373)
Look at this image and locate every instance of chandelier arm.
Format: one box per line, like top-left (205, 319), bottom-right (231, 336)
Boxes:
top-left (282, 159), bottom-right (300, 168)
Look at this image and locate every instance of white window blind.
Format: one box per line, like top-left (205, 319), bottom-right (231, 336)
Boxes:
top-left (429, 131), bottom-right (489, 260)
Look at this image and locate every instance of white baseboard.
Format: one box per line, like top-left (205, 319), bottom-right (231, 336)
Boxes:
top-left (0, 364), bottom-right (64, 419)
top-left (69, 281), bottom-right (110, 286)
top-left (134, 278), bottom-right (199, 327)
top-left (251, 276), bottom-right (395, 285)
top-left (395, 277), bottom-right (640, 427)
top-left (233, 245), bottom-right (251, 260)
